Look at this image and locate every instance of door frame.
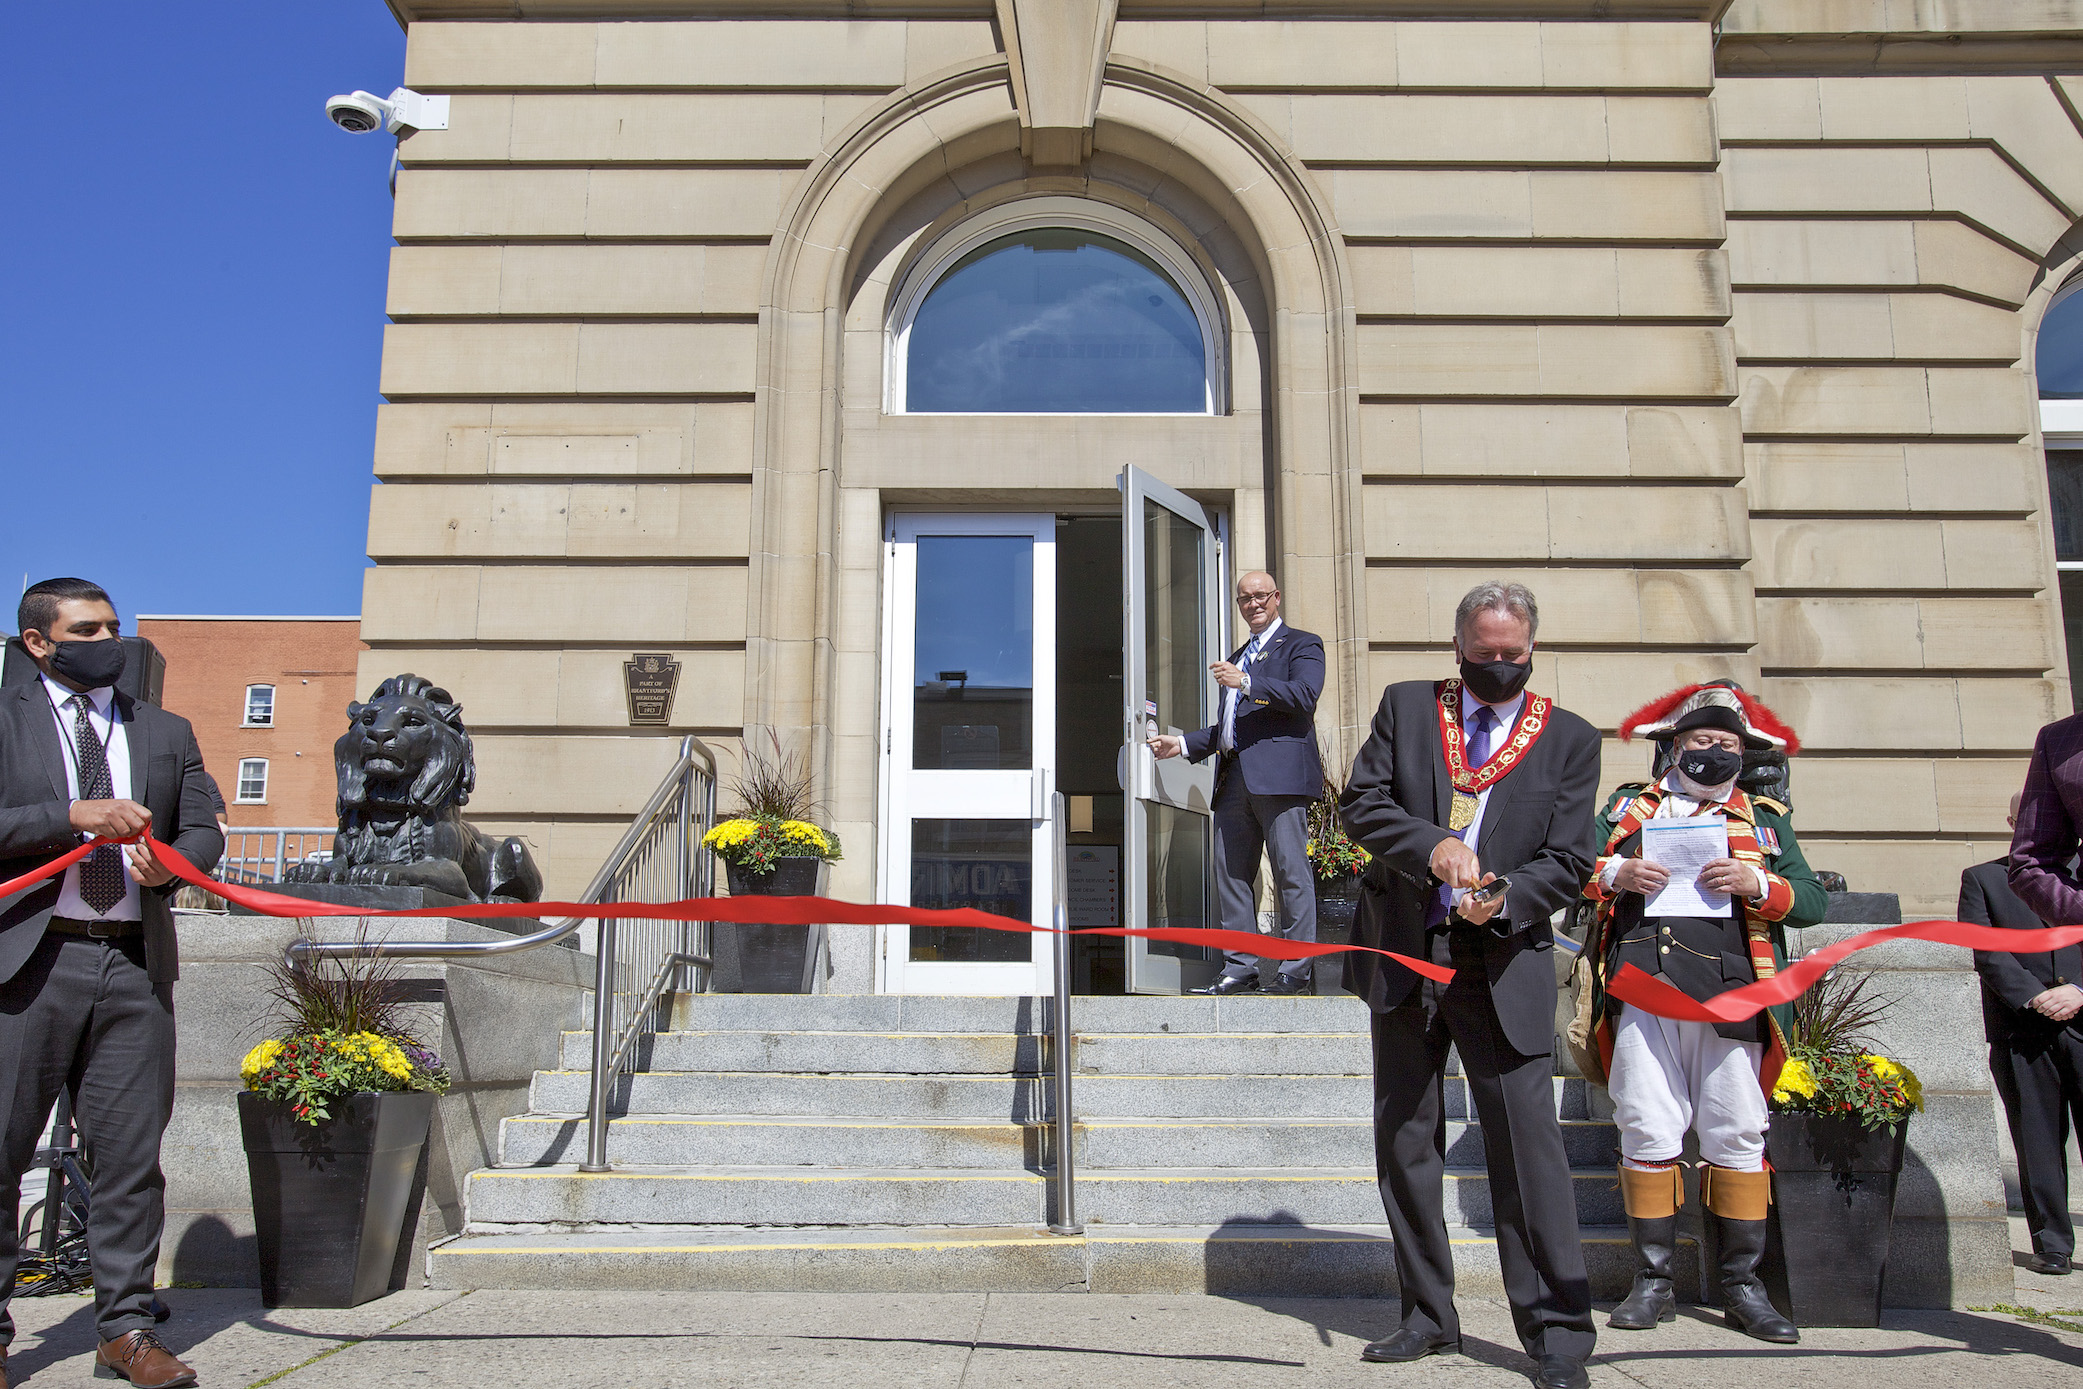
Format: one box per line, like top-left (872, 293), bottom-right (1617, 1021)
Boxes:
top-left (877, 511), bottom-right (1058, 995)
top-left (1120, 468), bottom-right (1228, 994)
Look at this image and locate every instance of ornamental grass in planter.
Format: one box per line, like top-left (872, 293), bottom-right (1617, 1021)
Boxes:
top-left (1305, 782), bottom-right (1369, 996)
top-left (702, 739), bottom-right (844, 992)
top-left (1763, 966), bottom-right (1924, 1327)
top-left (237, 930), bottom-right (451, 1308)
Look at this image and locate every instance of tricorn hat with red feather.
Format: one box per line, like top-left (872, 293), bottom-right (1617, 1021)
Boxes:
top-left (1618, 682), bottom-right (1799, 755)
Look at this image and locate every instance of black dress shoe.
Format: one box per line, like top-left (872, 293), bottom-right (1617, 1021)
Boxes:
top-left (1260, 974), bottom-right (1311, 995)
top-left (1191, 973), bottom-right (1258, 996)
top-left (1533, 1355), bottom-right (1590, 1389)
top-left (1358, 1328), bottom-right (1459, 1363)
top-left (2029, 1250), bottom-right (2073, 1275)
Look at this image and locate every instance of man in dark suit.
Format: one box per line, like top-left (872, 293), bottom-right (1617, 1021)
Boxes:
top-left (1149, 570), bottom-right (1324, 994)
top-left (1970, 791), bottom-right (2083, 1277)
top-left (1338, 581), bottom-right (1601, 1389)
top-left (0, 578), bottom-right (222, 1388)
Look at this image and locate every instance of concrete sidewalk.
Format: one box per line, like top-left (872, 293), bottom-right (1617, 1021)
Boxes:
top-left (4, 1286), bottom-right (2079, 1389)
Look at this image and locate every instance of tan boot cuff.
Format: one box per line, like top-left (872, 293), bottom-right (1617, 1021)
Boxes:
top-left (1619, 1163), bottom-right (1684, 1219)
top-left (1702, 1164), bottom-right (1772, 1221)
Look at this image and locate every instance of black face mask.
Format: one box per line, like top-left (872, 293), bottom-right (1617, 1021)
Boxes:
top-left (1459, 657), bottom-right (1531, 705)
top-left (44, 637), bottom-right (127, 691)
top-left (1677, 746), bottom-right (1743, 788)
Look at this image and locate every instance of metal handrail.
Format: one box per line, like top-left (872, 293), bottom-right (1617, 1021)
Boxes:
top-left (285, 734), bottom-right (718, 1174)
top-left (1047, 790), bottom-right (1081, 1235)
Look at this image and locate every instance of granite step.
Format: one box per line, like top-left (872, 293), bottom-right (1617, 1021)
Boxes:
top-left (662, 994), bottom-right (1374, 1036)
top-left (428, 1221), bottom-right (1702, 1300)
top-left (462, 1164), bottom-right (1624, 1228)
top-left (562, 1029), bottom-right (1380, 1076)
top-left (498, 1113), bottom-right (1619, 1170)
top-left (531, 1070), bottom-right (1593, 1122)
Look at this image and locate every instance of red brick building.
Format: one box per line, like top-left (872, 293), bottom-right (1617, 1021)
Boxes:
top-left (134, 617), bottom-right (365, 830)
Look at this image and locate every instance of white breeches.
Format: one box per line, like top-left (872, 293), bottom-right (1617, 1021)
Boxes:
top-left (1609, 1004), bottom-right (1768, 1172)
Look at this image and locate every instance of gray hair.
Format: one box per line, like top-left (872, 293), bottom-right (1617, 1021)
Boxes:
top-left (1454, 581), bottom-right (1540, 643)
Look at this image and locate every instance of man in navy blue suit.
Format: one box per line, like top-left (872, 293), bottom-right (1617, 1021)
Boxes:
top-left (1150, 570), bottom-right (1325, 994)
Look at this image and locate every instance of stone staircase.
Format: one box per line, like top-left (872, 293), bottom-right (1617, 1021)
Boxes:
top-left (428, 994), bottom-right (1695, 1296)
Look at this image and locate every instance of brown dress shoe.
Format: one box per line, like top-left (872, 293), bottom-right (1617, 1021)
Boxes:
top-left (95, 1330), bottom-right (196, 1387)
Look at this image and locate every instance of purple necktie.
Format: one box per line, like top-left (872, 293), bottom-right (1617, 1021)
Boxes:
top-left (1431, 704), bottom-right (1500, 927)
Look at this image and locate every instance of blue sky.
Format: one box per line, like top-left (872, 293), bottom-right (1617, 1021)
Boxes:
top-left (3, 3), bottom-right (406, 623)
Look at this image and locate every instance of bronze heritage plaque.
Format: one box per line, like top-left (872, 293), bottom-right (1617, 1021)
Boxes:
top-left (623, 652), bottom-right (681, 726)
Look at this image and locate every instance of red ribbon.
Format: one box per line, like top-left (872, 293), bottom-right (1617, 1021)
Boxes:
top-left (1604, 918), bottom-right (2083, 1023)
top-left (18, 840), bottom-right (2080, 1016)
top-left (3, 836), bottom-right (1457, 984)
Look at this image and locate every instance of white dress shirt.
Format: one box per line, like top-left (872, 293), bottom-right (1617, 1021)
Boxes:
top-left (41, 675), bottom-right (142, 921)
top-left (1219, 617), bottom-right (1282, 751)
top-left (1448, 687), bottom-right (1525, 916)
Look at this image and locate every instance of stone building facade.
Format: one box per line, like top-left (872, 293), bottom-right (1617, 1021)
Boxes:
top-left (363, 0), bottom-right (2083, 992)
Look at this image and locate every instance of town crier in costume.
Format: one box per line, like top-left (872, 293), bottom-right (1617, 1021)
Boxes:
top-left (1339, 581), bottom-right (1602, 1389)
top-left (1581, 684), bottom-right (1825, 1344)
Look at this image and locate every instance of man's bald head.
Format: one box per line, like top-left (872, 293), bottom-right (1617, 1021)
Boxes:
top-left (1236, 571), bottom-right (1281, 635)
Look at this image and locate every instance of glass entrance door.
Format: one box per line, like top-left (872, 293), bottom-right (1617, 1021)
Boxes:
top-left (880, 514), bottom-right (1057, 995)
top-left (1120, 468), bottom-right (1225, 994)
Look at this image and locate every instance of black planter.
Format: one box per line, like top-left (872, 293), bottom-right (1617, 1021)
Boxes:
top-left (238, 1090), bottom-right (434, 1308)
top-left (1762, 1110), bottom-right (1909, 1327)
top-left (1312, 877), bottom-right (1362, 996)
top-left (714, 858), bottom-right (827, 993)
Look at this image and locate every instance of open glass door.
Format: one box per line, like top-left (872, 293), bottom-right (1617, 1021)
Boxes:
top-left (881, 513), bottom-right (1057, 995)
top-left (1120, 468), bottom-right (1225, 994)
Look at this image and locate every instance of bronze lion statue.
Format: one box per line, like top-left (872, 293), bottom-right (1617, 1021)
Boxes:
top-left (284, 674), bottom-right (543, 903)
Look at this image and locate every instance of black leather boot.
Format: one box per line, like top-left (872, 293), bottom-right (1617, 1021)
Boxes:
top-left (1715, 1214), bottom-right (1799, 1343)
top-left (1608, 1214), bottom-right (1679, 1330)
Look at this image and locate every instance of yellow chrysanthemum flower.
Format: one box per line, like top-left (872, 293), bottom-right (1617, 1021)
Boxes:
top-left (240, 1039), bottom-right (285, 1084)
top-left (1771, 1055), bottom-right (1818, 1104)
top-left (701, 819), bottom-right (762, 850)
top-left (1864, 1054), bottom-right (1924, 1111)
top-left (779, 820), bottom-right (831, 851)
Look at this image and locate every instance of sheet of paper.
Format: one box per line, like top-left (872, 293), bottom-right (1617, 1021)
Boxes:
top-left (1640, 818), bottom-right (1732, 918)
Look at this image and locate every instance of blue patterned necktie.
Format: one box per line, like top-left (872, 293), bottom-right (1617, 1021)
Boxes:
top-left (1219, 632), bottom-right (1265, 752)
top-left (70, 695), bottom-right (126, 915)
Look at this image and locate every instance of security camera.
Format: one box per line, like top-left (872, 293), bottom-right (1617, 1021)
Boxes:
top-left (326, 91), bottom-right (390, 132)
top-left (324, 87), bottom-right (449, 135)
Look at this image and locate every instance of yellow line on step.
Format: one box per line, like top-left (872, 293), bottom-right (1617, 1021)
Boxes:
top-left (443, 1237), bottom-right (1076, 1256)
top-left (474, 1170), bottom-right (1045, 1183)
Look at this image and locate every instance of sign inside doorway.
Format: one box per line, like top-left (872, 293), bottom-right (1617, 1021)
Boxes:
top-left (1067, 846), bottom-right (1120, 927)
top-left (623, 652), bottom-right (681, 725)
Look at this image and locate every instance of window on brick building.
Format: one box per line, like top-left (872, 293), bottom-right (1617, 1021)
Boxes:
top-left (243, 685), bottom-right (275, 727)
top-left (235, 759), bottom-right (268, 804)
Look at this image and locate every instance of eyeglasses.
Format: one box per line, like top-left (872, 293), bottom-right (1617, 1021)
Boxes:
top-left (1236, 593), bottom-right (1277, 608)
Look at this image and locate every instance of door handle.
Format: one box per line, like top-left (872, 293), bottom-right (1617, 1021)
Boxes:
top-left (1033, 768), bottom-right (1053, 821)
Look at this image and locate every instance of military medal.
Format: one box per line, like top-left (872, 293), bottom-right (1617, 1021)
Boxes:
top-left (1437, 678), bottom-right (1552, 828)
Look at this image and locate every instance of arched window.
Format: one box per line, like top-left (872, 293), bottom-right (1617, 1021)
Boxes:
top-left (2040, 278), bottom-right (2083, 708)
top-left (2041, 279), bottom-right (2083, 399)
top-left (889, 199), bottom-right (1224, 415)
